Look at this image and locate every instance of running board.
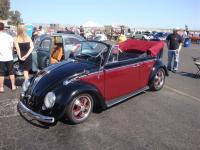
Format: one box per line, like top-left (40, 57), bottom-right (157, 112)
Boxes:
top-left (106, 86), bottom-right (149, 108)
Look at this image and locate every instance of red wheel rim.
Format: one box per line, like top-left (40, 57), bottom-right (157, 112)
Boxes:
top-left (72, 95), bottom-right (92, 120)
top-left (155, 70), bottom-right (164, 88)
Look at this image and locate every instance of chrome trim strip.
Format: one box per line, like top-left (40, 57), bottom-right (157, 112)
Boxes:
top-left (64, 70), bottom-right (104, 85)
top-left (105, 59), bottom-right (156, 71)
top-left (106, 86), bottom-right (149, 107)
top-left (17, 101), bottom-right (55, 123)
top-left (105, 63), bottom-right (140, 71)
top-left (86, 70), bottom-right (103, 76)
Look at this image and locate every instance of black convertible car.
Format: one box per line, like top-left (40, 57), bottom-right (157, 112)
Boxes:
top-left (18, 39), bottom-right (168, 124)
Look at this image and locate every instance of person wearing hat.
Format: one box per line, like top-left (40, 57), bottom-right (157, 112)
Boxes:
top-left (166, 28), bottom-right (183, 73)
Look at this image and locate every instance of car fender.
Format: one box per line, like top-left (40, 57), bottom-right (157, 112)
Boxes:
top-left (148, 59), bottom-right (169, 84)
top-left (52, 80), bottom-right (106, 120)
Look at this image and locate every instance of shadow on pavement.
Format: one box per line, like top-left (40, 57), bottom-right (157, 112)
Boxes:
top-left (4, 77), bottom-right (24, 89)
top-left (178, 71), bottom-right (200, 79)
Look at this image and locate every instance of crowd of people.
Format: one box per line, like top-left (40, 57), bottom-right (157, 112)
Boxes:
top-left (31, 25), bottom-right (45, 42)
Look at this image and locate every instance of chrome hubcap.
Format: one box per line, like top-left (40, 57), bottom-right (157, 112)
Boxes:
top-left (155, 70), bottom-right (164, 88)
top-left (72, 95), bottom-right (92, 120)
top-left (14, 62), bottom-right (19, 70)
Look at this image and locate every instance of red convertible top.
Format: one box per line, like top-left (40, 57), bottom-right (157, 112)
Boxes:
top-left (118, 39), bottom-right (165, 57)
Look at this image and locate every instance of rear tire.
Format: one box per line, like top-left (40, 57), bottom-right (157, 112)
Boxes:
top-left (150, 68), bottom-right (165, 91)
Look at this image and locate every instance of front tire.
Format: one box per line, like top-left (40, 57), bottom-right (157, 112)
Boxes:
top-left (150, 68), bottom-right (165, 91)
top-left (66, 94), bottom-right (93, 124)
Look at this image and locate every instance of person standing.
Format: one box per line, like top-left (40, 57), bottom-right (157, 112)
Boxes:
top-left (166, 28), bottom-right (183, 73)
top-left (14, 24), bottom-right (34, 80)
top-left (182, 30), bottom-right (188, 42)
top-left (31, 27), bottom-right (39, 42)
top-left (117, 29), bottom-right (127, 43)
top-left (38, 26), bottom-right (45, 35)
top-left (79, 26), bottom-right (85, 39)
top-left (0, 22), bottom-right (17, 92)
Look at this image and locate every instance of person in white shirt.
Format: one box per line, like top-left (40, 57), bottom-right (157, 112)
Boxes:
top-left (0, 22), bottom-right (17, 92)
top-left (37, 26), bottom-right (45, 35)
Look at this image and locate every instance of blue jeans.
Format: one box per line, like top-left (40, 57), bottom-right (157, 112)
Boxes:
top-left (167, 50), bottom-right (179, 71)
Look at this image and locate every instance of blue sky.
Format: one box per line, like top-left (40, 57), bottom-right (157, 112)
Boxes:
top-left (11, 0), bottom-right (200, 29)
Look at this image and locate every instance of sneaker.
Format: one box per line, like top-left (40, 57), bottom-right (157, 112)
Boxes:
top-left (167, 68), bottom-right (172, 71)
top-left (172, 70), bottom-right (177, 73)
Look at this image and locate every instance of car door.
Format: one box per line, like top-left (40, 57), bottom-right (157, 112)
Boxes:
top-left (104, 50), bottom-right (141, 101)
top-left (138, 59), bottom-right (156, 89)
top-left (36, 37), bottom-right (52, 69)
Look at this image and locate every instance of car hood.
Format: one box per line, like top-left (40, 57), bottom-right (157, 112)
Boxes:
top-left (28, 59), bottom-right (97, 96)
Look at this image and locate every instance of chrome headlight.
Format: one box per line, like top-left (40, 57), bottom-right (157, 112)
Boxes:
top-left (22, 80), bottom-right (30, 92)
top-left (44, 92), bottom-right (56, 109)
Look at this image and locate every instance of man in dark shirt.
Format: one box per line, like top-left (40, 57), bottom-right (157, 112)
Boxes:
top-left (79, 26), bottom-right (85, 39)
top-left (166, 28), bottom-right (183, 73)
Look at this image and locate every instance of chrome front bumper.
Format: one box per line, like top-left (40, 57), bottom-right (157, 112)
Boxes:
top-left (17, 101), bottom-right (55, 123)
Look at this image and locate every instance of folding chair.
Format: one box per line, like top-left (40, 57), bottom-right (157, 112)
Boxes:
top-left (192, 57), bottom-right (200, 78)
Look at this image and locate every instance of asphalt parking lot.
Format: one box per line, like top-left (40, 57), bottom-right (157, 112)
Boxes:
top-left (0, 44), bottom-right (200, 150)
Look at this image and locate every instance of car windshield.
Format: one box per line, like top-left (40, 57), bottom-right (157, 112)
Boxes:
top-left (75, 41), bottom-right (108, 63)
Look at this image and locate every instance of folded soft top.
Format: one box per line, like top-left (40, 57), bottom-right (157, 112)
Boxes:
top-left (118, 39), bottom-right (165, 57)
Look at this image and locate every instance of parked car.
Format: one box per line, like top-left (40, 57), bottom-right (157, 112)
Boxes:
top-left (93, 33), bottom-right (108, 41)
top-left (14, 33), bottom-right (85, 76)
top-left (18, 39), bottom-right (168, 124)
top-left (150, 32), bottom-right (168, 41)
top-left (190, 34), bottom-right (200, 44)
top-left (133, 31), bottom-right (152, 40)
top-left (85, 31), bottom-right (93, 40)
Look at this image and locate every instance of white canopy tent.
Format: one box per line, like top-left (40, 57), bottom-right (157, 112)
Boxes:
top-left (82, 21), bottom-right (103, 28)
